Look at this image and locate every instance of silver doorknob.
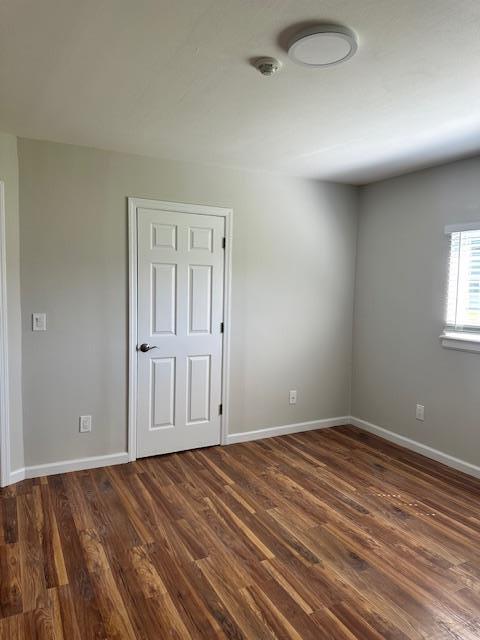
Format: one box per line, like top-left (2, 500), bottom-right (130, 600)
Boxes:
top-left (138, 343), bottom-right (157, 352)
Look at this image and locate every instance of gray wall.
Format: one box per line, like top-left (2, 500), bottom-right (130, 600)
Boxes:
top-left (0, 132), bottom-right (24, 472)
top-left (18, 138), bottom-right (357, 468)
top-left (352, 156), bottom-right (480, 466)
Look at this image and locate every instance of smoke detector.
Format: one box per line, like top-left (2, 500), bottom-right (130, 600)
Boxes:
top-left (288, 25), bottom-right (357, 68)
top-left (254, 57), bottom-right (282, 77)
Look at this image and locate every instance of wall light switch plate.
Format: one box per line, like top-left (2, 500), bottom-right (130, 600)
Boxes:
top-left (32, 313), bottom-right (47, 331)
top-left (79, 415), bottom-right (92, 433)
top-left (416, 404), bottom-right (425, 421)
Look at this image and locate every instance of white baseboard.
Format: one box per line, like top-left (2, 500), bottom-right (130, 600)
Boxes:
top-left (350, 416), bottom-right (480, 480)
top-left (9, 451), bottom-right (129, 483)
top-left (8, 417), bottom-right (479, 484)
top-left (226, 416), bottom-right (350, 445)
top-left (9, 467), bottom-right (26, 484)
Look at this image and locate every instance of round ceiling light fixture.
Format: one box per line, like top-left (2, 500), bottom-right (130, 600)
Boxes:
top-left (288, 24), bottom-right (357, 68)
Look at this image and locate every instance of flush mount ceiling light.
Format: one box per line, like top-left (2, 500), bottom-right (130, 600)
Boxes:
top-left (288, 24), bottom-right (357, 68)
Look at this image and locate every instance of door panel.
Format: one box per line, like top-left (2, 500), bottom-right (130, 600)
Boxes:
top-left (137, 206), bottom-right (225, 457)
top-left (189, 226), bottom-right (213, 251)
top-left (152, 263), bottom-right (176, 335)
top-left (188, 265), bottom-right (212, 334)
top-left (150, 357), bottom-right (175, 429)
top-left (152, 223), bottom-right (177, 250)
top-left (187, 355), bottom-right (211, 424)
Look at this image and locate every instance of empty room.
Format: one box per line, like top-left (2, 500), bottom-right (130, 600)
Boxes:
top-left (1, 1), bottom-right (480, 638)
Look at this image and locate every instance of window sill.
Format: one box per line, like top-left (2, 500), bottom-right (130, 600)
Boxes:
top-left (440, 331), bottom-right (480, 353)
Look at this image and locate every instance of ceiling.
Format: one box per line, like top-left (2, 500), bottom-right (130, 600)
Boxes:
top-left (1, 0), bottom-right (480, 184)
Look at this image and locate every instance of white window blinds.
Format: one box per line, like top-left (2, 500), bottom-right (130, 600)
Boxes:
top-left (446, 228), bottom-right (480, 331)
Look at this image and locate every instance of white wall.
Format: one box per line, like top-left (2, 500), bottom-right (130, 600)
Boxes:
top-left (0, 132), bottom-right (24, 473)
top-left (18, 138), bottom-right (357, 467)
top-left (352, 156), bottom-right (480, 466)
top-left (10, 137), bottom-right (480, 475)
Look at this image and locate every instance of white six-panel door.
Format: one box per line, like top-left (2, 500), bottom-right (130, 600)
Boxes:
top-left (136, 205), bottom-right (225, 457)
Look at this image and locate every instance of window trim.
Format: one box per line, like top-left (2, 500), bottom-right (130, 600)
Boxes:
top-left (440, 330), bottom-right (480, 353)
top-left (442, 222), bottom-right (480, 352)
top-left (444, 222), bottom-right (480, 234)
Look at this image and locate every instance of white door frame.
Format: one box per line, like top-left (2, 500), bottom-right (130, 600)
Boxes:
top-left (128, 198), bottom-right (233, 461)
top-left (0, 182), bottom-right (11, 487)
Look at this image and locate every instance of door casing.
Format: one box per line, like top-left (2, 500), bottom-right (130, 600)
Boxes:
top-left (0, 182), bottom-right (11, 487)
top-left (128, 198), bottom-right (233, 461)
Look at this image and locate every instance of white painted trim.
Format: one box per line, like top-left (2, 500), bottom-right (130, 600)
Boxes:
top-left (440, 332), bottom-right (480, 353)
top-left (444, 222), bottom-right (480, 234)
top-left (0, 182), bottom-right (11, 488)
top-left (130, 198), bottom-right (232, 218)
top-left (226, 417), bottom-right (350, 445)
top-left (350, 416), bottom-right (480, 480)
top-left (220, 209), bottom-right (233, 445)
top-left (10, 452), bottom-right (129, 482)
top-left (8, 417), bottom-right (480, 484)
top-left (9, 467), bottom-right (25, 484)
top-left (128, 199), bottom-right (138, 461)
top-left (128, 198), bottom-right (233, 459)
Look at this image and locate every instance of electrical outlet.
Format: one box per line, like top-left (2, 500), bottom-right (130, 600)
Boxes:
top-left (289, 390), bottom-right (297, 405)
top-left (415, 404), bottom-right (425, 422)
top-left (79, 415), bottom-right (92, 433)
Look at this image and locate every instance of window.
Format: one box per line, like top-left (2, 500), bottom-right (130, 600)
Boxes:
top-left (442, 223), bottom-right (480, 352)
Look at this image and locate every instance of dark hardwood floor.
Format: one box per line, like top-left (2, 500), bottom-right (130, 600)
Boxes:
top-left (1, 425), bottom-right (480, 639)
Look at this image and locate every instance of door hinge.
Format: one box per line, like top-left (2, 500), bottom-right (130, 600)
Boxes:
top-left (222, 237), bottom-right (226, 249)
top-left (220, 322), bottom-right (224, 333)
top-left (219, 403), bottom-right (223, 416)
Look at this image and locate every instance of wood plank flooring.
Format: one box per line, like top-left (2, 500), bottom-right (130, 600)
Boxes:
top-left (1, 425), bottom-right (480, 639)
